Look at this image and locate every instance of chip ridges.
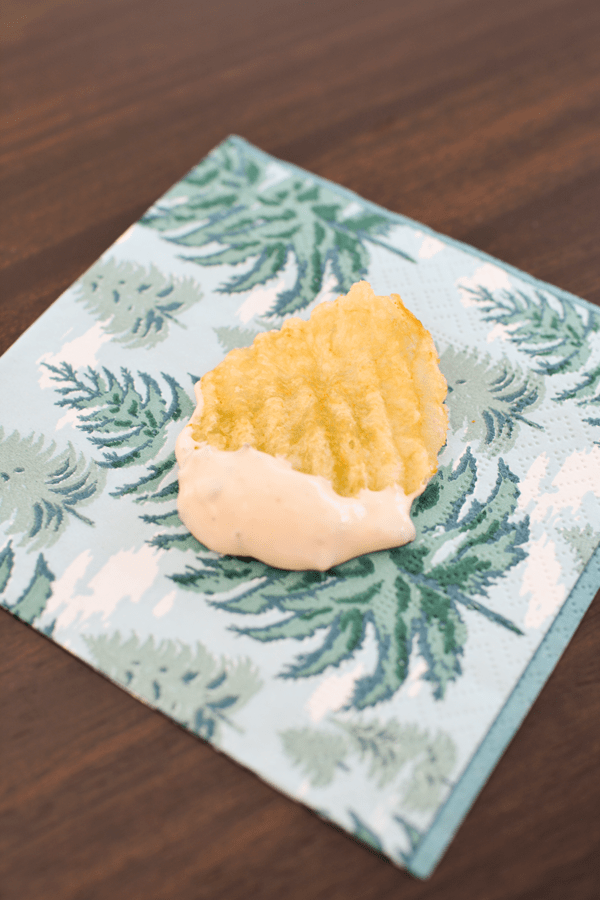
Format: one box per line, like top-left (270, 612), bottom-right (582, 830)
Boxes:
top-left (191, 281), bottom-right (448, 497)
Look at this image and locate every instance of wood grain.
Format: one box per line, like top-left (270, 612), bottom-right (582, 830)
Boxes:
top-left (1, 0), bottom-right (599, 897)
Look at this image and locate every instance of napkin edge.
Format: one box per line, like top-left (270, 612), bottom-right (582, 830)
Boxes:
top-left (405, 542), bottom-right (600, 878)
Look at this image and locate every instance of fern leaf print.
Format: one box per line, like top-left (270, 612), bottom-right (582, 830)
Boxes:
top-left (86, 633), bottom-right (262, 744)
top-left (11, 554), bottom-right (55, 624)
top-left (77, 257), bottom-right (203, 349)
top-left (441, 347), bottom-right (544, 452)
top-left (467, 283), bottom-right (600, 402)
top-left (0, 541), bottom-right (14, 593)
top-left (0, 541), bottom-right (55, 625)
top-left (0, 428), bottom-right (105, 549)
top-left (280, 726), bottom-right (350, 787)
top-left (141, 139), bottom-right (415, 317)
top-left (280, 716), bottom-right (457, 811)
top-left (170, 449), bottom-right (528, 707)
top-left (44, 363), bottom-right (194, 491)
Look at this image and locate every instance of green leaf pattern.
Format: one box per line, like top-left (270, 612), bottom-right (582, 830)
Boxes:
top-left (169, 449), bottom-right (527, 705)
top-left (0, 541), bottom-right (55, 625)
top-left (0, 428), bottom-right (105, 549)
top-left (441, 346), bottom-right (544, 452)
top-left (85, 632), bottom-right (262, 744)
top-left (281, 716), bottom-right (456, 812)
top-left (43, 363), bottom-right (194, 482)
top-left (76, 257), bottom-right (203, 348)
top-left (141, 140), bottom-right (415, 317)
top-left (467, 283), bottom-right (600, 402)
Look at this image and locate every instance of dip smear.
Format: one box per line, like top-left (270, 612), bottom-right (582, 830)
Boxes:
top-left (176, 281), bottom-right (447, 570)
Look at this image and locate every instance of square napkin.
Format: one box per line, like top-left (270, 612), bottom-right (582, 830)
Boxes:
top-left (1, 136), bottom-right (599, 878)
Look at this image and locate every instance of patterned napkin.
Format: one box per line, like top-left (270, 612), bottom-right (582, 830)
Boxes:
top-left (1, 136), bottom-right (599, 878)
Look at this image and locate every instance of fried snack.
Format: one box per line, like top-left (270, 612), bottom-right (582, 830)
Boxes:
top-left (176, 281), bottom-right (448, 570)
top-left (189, 281), bottom-right (447, 496)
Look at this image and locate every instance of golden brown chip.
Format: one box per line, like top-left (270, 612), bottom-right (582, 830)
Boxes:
top-left (191, 281), bottom-right (447, 497)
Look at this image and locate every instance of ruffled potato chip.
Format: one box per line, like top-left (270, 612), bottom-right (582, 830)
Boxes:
top-left (190, 281), bottom-right (447, 498)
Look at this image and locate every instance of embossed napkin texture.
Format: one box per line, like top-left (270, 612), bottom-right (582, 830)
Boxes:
top-left (1, 136), bottom-right (599, 878)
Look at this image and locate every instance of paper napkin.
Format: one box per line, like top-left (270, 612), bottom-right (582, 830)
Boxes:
top-left (1, 136), bottom-right (599, 877)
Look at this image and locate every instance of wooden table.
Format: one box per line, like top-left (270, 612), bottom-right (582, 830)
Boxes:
top-left (1, 1), bottom-right (599, 897)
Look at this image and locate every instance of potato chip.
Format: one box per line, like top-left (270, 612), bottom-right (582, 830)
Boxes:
top-left (190, 281), bottom-right (447, 498)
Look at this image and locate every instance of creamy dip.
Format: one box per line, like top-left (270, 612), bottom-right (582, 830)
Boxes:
top-left (175, 382), bottom-right (422, 571)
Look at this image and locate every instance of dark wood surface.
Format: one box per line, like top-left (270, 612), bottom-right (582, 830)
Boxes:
top-left (1, 0), bottom-right (599, 897)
